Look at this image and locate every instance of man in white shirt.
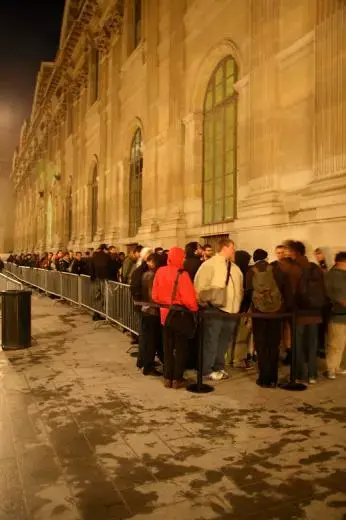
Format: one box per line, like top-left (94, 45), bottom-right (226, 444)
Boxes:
top-left (194, 238), bottom-right (243, 381)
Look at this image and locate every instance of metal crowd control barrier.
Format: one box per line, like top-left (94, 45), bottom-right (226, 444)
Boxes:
top-left (3, 263), bottom-right (139, 336)
top-left (79, 276), bottom-right (107, 317)
top-left (106, 281), bottom-right (141, 333)
top-left (0, 273), bottom-right (24, 292)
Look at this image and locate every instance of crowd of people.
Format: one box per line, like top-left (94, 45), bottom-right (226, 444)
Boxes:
top-left (5, 239), bottom-right (346, 390)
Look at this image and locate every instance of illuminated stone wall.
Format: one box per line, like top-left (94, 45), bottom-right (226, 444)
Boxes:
top-left (12, 0), bottom-right (346, 257)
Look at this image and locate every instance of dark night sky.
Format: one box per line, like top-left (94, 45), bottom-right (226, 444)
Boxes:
top-left (0, 0), bottom-right (65, 177)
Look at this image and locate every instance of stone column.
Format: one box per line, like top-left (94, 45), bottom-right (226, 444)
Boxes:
top-left (182, 111), bottom-right (203, 229)
top-left (104, 36), bottom-right (123, 244)
top-left (95, 52), bottom-right (109, 243)
top-left (139, 0), bottom-right (159, 237)
top-left (76, 84), bottom-right (86, 247)
top-left (314, 0), bottom-right (346, 179)
top-left (154, 0), bottom-right (186, 245)
top-left (238, 0), bottom-right (284, 221)
top-left (234, 76), bottom-right (250, 204)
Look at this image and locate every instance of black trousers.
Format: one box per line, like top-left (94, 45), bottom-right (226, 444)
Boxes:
top-left (139, 314), bottom-right (163, 370)
top-left (163, 327), bottom-right (188, 382)
top-left (252, 318), bottom-right (282, 385)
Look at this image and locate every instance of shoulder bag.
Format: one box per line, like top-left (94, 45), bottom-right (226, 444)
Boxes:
top-left (199, 261), bottom-right (232, 308)
top-left (165, 270), bottom-right (197, 339)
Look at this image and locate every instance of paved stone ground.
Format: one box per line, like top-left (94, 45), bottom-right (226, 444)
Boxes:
top-left (0, 294), bottom-right (345, 520)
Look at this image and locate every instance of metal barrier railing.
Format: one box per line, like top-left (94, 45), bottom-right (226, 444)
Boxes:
top-left (106, 281), bottom-right (141, 332)
top-left (0, 273), bottom-right (24, 292)
top-left (3, 263), bottom-right (139, 335)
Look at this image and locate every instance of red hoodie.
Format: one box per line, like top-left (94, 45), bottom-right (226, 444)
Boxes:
top-left (152, 247), bottom-right (198, 325)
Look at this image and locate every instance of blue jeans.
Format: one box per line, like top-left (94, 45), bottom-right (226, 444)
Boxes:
top-left (295, 324), bottom-right (318, 380)
top-left (203, 312), bottom-right (237, 375)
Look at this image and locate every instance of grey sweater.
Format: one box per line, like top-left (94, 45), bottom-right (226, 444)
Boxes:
top-left (325, 268), bottom-right (346, 323)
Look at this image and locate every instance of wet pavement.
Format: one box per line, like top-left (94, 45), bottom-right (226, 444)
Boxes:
top-left (0, 294), bottom-right (345, 519)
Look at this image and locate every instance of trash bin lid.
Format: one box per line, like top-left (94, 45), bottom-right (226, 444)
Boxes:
top-left (0, 290), bottom-right (32, 295)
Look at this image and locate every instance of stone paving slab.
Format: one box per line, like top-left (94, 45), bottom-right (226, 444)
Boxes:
top-left (0, 294), bottom-right (345, 519)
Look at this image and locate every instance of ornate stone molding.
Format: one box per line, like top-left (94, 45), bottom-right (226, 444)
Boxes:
top-left (95, 0), bottom-right (124, 56)
top-left (275, 31), bottom-right (314, 69)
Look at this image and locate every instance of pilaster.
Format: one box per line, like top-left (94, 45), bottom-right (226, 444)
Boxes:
top-left (314, 0), bottom-right (346, 180)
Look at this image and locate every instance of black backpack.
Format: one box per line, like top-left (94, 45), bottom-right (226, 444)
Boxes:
top-left (297, 263), bottom-right (326, 310)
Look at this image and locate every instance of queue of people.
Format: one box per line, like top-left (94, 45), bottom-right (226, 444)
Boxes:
top-left (129, 238), bottom-right (346, 390)
top-left (6, 239), bottom-right (346, 390)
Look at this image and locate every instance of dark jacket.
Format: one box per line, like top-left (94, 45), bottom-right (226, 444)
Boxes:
top-left (295, 256), bottom-right (323, 325)
top-left (141, 270), bottom-right (159, 316)
top-left (83, 256), bottom-right (93, 277)
top-left (109, 254), bottom-right (122, 282)
top-left (277, 258), bottom-right (303, 298)
top-left (184, 256), bottom-right (203, 282)
top-left (122, 256), bottom-right (136, 284)
top-left (246, 260), bottom-right (293, 313)
top-left (71, 259), bottom-right (85, 276)
top-left (325, 267), bottom-right (346, 323)
top-left (235, 250), bottom-right (252, 311)
top-left (57, 258), bottom-right (70, 272)
top-left (130, 263), bottom-right (149, 302)
top-left (90, 250), bottom-right (112, 280)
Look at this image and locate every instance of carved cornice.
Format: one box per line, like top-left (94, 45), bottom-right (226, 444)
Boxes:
top-left (97, 0), bottom-right (124, 55)
top-left (70, 61), bottom-right (89, 99)
top-left (13, 0), bottom-right (125, 189)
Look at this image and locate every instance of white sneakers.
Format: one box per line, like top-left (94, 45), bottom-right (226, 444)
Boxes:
top-left (205, 370), bottom-right (229, 381)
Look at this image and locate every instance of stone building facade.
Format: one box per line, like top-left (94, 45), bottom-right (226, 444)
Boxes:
top-left (11, 0), bottom-right (346, 256)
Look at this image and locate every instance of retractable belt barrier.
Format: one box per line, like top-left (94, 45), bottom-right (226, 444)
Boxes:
top-left (133, 300), bottom-right (307, 394)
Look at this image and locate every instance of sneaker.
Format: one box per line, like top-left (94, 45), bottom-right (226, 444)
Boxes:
top-left (206, 371), bottom-right (223, 381)
top-left (326, 371), bottom-right (336, 380)
top-left (218, 370), bottom-right (230, 380)
top-left (336, 369), bottom-right (346, 375)
top-left (308, 378), bottom-right (317, 384)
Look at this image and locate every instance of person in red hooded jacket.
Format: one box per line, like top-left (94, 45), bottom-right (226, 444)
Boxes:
top-left (152, 247), bottom-right (198, 389)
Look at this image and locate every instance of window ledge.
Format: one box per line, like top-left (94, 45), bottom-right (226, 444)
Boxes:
top-left (199, 221), bottom-right (236, 237)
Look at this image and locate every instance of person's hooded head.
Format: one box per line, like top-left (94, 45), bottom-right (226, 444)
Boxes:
top-left (168, 247), bottom-right (185, 269)
top-left (314, 247), bottom-right (332, 270)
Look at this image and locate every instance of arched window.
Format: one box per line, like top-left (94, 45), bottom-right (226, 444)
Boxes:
top-left (67, 188), bottom-right (73, 242)
top-left (129, 128), bottom-right (143, 237)
top-left (91, 165), bottom-right (98, 239)
top-left (203, 56), bottom-right (238, 224)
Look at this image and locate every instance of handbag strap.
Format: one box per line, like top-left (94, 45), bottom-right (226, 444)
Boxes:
top-left (171, 270), bottom-right (182, 304)
top-left (225, 261), bottom-right (231, 286)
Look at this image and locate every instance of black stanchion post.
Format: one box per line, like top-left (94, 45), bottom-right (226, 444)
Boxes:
top-left (279, 311), bottom-right (307, 391)
top-left (187, 310), bottom-right (214, 394)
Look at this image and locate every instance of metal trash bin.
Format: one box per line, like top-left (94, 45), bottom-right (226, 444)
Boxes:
top-left (1, 290), bottom-right (31, 350)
